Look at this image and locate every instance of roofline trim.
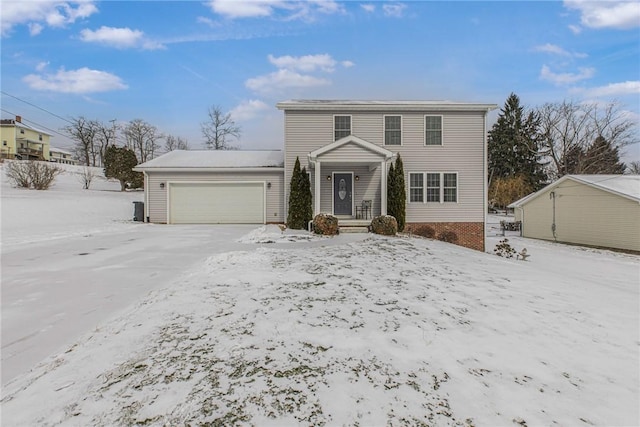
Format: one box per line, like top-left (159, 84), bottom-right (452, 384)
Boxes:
top-left (133, 166), bottom-right (285, 173)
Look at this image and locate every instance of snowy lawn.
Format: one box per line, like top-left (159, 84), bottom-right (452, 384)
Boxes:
top-left (2, 163), bottom-right (638, 425)
top-left (2, 227), bottom-right (638, 426)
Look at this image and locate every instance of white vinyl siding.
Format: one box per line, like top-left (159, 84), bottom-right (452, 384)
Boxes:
top-left (334, 115), bottom-right (351, 141)
top-left (409, 173), bottom-right (424, 202)
top-left (425, 115), bottom-right (443, 146)
top-left (384, 115), bottom-right (402, 145)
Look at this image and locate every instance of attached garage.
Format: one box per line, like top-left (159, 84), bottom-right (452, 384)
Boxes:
top-left (169, 182), bottom-right (265, 224)
top-left (134, 150), bottom-right (285, 225)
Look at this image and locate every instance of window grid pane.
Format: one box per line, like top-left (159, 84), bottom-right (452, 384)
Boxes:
top-left (426, 173), bottom-right (440, 202)
top-left (409, 173), bottom-right (424, 203)
top-left (385, 116), bottom-right (401, 145)
top-left (334, 116), bottom-right (351, 141)
top-left (425, 116), bottom-right (442, 145)
top-left (443, 173), bottom-right (457, 202)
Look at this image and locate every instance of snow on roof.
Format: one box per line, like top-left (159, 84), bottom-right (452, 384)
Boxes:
top-left (509, 174), bottom-right (640, 208)
top-left (276, 99), bottom-right (498, 111)
top-left (135, 150), bottom-right (284, 170)
top-left (49, 147), bottom-right (74, 155)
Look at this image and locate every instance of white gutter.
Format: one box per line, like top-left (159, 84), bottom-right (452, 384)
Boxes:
top-left (133, 167), bottom-right (285, 173)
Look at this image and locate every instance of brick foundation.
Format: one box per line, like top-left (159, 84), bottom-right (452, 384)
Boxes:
top-left (405, 222), bottom-right (485, 251)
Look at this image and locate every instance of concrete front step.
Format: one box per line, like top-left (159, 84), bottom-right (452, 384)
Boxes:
top-left (339, 226), bottom-right (370, 234)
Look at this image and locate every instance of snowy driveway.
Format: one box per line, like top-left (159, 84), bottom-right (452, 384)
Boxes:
top-left (2, 224), bottom-right (264, 385)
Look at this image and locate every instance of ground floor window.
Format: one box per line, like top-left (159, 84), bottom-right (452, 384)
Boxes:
top-left (409, 172), bottom-right (458, 203)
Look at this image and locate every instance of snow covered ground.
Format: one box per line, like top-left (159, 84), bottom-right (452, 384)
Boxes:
top-left (1, 162), bottom-right (639, 426)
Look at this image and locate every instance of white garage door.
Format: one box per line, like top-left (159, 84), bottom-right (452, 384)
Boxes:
top-left (169, 182), bottom-right (265, 224)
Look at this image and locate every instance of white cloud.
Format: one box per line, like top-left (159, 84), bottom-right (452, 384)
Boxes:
top-left (383, 3), bottom-right (407, 18)
top-left (564, 1), bottom-right (640, 30)
top-left (534, 43), bottom-right (587, 58)
top-left (341, 60), bottom-right (355, 68)
top-left (79, 26), bottom-right (164, 50)
top-left (22, 67), bottom-right (128, 94)
top-left (197, 16), bottom-right (218, 27)
top-left (205, 0), bottom-right (343, 20)
top-left (268, 53), bottom-right (337, 72)
top-left (1, 1), bottom-right (98, 37)
top-left (361, 4), bottom-right (376, 13)
top-left (568, 24), bottom-right (582, 34)
top-left (573, 81), bottom-right (640, 98)
top-left (540, 65), bottom-right (595, 85)
top-left (246, 69), bottom-right (330, 93)
top-left (230, 100), bottom-right (271, 121)
top-left (35, 61), bottom-right (49, 72)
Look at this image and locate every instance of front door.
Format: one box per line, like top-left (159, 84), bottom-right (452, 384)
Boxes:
top-left (333, 173), bottom-right (353, 216)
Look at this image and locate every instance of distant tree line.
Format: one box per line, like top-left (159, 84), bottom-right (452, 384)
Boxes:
top-left (488, 93), bottom-right (638, 209)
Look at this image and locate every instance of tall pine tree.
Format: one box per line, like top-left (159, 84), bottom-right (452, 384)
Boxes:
top-left (488, 93), bottom-right (546, 190)
top-left (287, 157), bottom-right (312, 229)
top-left (386, 156), bottom-right (406, 231)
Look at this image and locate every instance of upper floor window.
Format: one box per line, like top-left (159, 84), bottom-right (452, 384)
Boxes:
top-left (334, 115), bottom-right (351, 141)
top-left (39, 134), bottom-right (43, 141)
top-left (2, 140), bottom-right (7, 146)
top-left (384, 115), bottom-right (402, 145)
top-left (20, 129), bottom-right (25, 134)
top-left (425, 115), bottom-right (443, 145)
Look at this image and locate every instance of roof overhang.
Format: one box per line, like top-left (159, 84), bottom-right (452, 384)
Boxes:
top-left (277, 100), bottom-right (498, 113)
top-left (133, 166), bottom-right (284, 173)
top-left (308, 135), bottom-right (394, 164)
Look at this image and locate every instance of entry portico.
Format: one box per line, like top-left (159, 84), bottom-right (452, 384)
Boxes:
top-left (307, 135), bottom-right (395, 217)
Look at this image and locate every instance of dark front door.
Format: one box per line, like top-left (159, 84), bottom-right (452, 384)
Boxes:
top-left (333, 173), bottom-right (352, 216)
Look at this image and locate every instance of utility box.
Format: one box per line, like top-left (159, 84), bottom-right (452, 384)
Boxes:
top-left (133, 201), bottom-right (144, 222)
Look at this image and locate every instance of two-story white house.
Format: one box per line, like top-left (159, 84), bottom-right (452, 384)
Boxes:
top-left (135, 100), bottom-right (496, 251)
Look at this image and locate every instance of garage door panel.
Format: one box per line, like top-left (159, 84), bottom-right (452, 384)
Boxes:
top-left (169, 182), bottom-right (264, 224)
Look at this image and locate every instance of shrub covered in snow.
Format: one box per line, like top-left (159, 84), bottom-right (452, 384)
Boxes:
top-left (312, 213), bottom-right (339, 235)
top-left (6, 160), bottom-right (62, 190)
top-left (371, 215), bottom-right (398, 236)
top-left (494, 238), bottom-right (516, 258)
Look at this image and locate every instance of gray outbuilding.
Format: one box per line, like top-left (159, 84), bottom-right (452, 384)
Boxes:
top-left (509, 175), bottom-right (640, 252)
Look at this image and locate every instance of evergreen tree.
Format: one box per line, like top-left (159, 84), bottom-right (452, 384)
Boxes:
top-left (393, 155), bottom-right (406, 231)
top-left (287, 157), bottom-right (312, 229)
top-left (387, 161), bottom-right (396, 219)
top-left (104, 145), bottom-right (140, 191)
top-left (488, 93), bottom-right (546, 190)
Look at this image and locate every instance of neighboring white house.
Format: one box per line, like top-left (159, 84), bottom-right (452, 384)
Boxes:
top-left (509, 175), bottom-right (640, 252)
top-left (135, 100), bottom-right (497, 251)
top-left (49, 147), bottom-right (78, 165)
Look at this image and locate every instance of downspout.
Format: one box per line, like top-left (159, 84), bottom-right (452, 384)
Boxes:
top-left (144, 171), bottom-right (149, 222)
top-left (550, 191), bottom-right (557, 240)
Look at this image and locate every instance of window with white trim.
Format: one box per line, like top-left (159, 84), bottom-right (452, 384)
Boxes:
top-left (409, 173), bottom-right (424, 202)
top-left (384, 115), bottom-right (401, 145)
top-left (443, 173), bottom-right (457, 202)
top-left (334, 115), bottom-right (351, 141)
top-left (425, 115), bottom-right (442, 145)
top-left (410, 172), bottom-right (458, 203)
top-left (426, 173), bottom-right (440, 202)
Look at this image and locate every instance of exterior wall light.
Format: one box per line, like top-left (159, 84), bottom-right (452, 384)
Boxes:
top-left (355, 175), bottom-right (360, 181)
top-left (326, 175), bottom-right (332, 181)
top-left (160, 182), bottom-right (165, 189)
top-left (267, 182), bottom-right (272, 189)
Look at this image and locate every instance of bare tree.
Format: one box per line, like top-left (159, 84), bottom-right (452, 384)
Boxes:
top-left (77, 166), bottom-right (96, 189)
top-left (122, 119), bottom-right (162, 163)
top-left (537, 100), bottom-right (637, 179)
top-left (61, 117), bottom-right (99, 166)
top-left (627, 161), bottom-right (640, 175)
top-left (201, 105), bottom-right (240, 150)
top-left (164, 135), bottom-right (190, 152)
top-left (94, 119), bottom-right (118, 166)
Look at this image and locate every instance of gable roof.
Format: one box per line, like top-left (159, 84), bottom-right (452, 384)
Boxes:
top-left (277, 99), bottom-right (498, 112)
top-left (0, 119), bottom-right (52, 136)
top-left (509, 175), bottom-right (640, 208)
top-left (134, 150), bottom-right (284, 171)
top-left (309, 135), bottom-right (394, 161)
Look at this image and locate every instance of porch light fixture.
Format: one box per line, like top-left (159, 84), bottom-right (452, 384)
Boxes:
top-left (355, 175), bottom-right (360, 181)
top-left (326, 175), bottom-right (332, 181)
top-left (267, 182), bottom-right (272, 189)
top-left (160, 182), bottom-right (165, 189)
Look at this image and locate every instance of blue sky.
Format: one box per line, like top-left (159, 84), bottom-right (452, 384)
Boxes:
top-left (2, 1), bottom-right (639, 161)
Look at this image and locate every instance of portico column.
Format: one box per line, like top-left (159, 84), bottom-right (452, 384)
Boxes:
top-left (314, 160), bottom-right (321, 215)
top-left (381, 160), bottom-right (387, 215)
